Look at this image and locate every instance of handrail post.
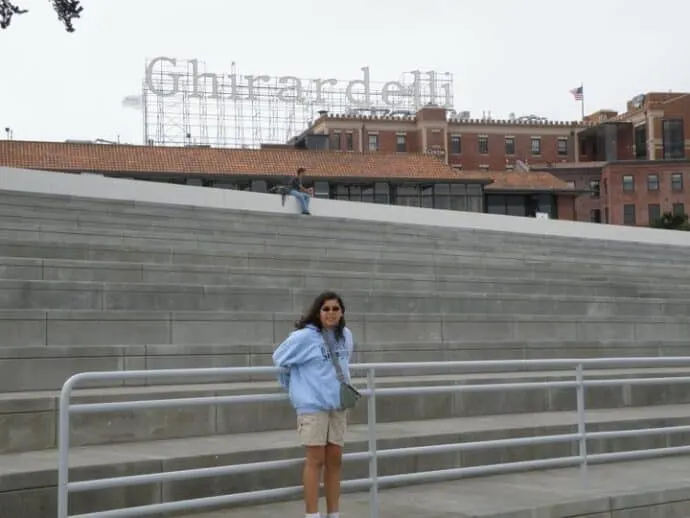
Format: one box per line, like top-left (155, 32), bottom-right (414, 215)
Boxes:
top-left (366, 367), bottom-right (379, 518)
top-left (575, 363), bottom-right (588, 487)
top-left (57, 376), bottom-right (77, 518)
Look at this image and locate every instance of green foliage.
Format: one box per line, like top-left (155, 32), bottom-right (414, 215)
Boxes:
top-left (649, 211), bottom-right (690, 231)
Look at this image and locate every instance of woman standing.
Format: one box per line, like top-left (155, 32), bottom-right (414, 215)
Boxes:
top-left (272, 291), bottom-right (354, 518)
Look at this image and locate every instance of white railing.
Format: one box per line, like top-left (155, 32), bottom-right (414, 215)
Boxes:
top-left (57, 357), bottom-right (690, 518)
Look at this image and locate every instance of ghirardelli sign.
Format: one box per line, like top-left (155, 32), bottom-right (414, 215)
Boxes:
top-left (144, 57), bottom-right (453, 109)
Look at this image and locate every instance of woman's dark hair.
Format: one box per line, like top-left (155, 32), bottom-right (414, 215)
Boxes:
top-left (295, 290), bottom-right (346, 340)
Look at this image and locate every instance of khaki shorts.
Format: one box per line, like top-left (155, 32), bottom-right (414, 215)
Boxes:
top-left (297, 410), bottom-right (348, 447)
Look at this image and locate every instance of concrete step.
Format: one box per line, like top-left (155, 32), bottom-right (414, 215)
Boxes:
top-left (0, 309), bottom-right (686, 349)
top-left (3, 190), bottom-right (689, 260)
top-left (0, 278), bottom-right (686, 317)
top-left (4, 367), bottom-right (690, 454)
top-left (2, 256), bottom-right (689, 298)
top-left (2, 217), bottom-right (688, 270)
top-left (2, 193), bottom-right (690, 267)
top-left (2, 237), bottom-right (690, 284)
top-left (179, 456), bottom-right (690, 518)
top-left (5, 403), bottom-right (690, 517)
top-left (4, 191), bottom-right (688, 257)
top-left (1, 340), bottom-right (684, 392)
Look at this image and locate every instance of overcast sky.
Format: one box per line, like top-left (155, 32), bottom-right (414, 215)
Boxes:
top-left (2, 0), bottom-right (689, 147)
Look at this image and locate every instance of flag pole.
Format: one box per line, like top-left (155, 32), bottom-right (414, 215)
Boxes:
top-left (580, 82), bottom-right (585, 120)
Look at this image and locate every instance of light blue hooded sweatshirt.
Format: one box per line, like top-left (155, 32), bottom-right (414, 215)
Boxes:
top-left (272, 324), bottom-right (354, 414)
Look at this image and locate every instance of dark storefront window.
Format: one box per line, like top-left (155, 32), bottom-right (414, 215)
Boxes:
top-left (421, 185), bottom-right (434, 208)
top-left (450, 184), bottom-right (467, 211)
top-left (361, 185), bottom-right (374, 203)
top-left (486, 193), bottom-right (556, 219)
top-left (191, 177), bottom-right (485, 214)
top-left (313, 181), bottom-right (330, 198)
top-left (395, 185), bottom-right (420, 207)
top-left (434, 184), bottom-right (450, 210)
top-left (374, 183), bottom-right (389, 204)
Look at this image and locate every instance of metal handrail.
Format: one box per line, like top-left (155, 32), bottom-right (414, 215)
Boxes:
top-left (57, 357), bottom-right (690, 518)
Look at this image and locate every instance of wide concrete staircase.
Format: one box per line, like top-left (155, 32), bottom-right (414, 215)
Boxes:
top-left (1, 187), bottom-right (690, 517)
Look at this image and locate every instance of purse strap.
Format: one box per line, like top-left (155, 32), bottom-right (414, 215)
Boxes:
top-left (322, 330), bottom-right (347, 384)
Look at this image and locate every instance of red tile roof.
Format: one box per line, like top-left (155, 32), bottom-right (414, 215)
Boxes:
top-left (479, 171), bottom-right (578, 192)
top-left (0, 140), bottom-right (577, 193)
top-left (0, 140), bottom-right (486, 181)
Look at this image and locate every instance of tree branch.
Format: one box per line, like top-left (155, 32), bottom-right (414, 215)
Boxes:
top-left (1, 0), bottom-right (83, 31)
top-left (0, 0), bottom-right (28, 29)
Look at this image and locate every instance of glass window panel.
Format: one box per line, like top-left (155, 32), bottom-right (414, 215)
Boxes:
top-left (450, 184), bottom-right (467, 195)
top-left (450, 195), bottom-right (467, 211)
top-left (467, 195), bottom-right (482, 212)
top-left (435, 195), bottom-right (450, 210)
top-left (374, 182), bottom-right (389, 204)
top-left (336, 185), bottom-right (349, 200)
top-left (505, 196), bottom-right (525, 216)
top-left (466, 184), bottom-right (482, 195)
top-left (313, 181), bottom-right (329, 198)
top-left (361, 185), bottom-right (374, 203)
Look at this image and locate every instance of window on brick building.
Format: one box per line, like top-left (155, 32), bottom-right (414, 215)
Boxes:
top-left (531, 138), bottom-right (541, 155)
top-left (590, 209), bottom-right (601, 223)
top-left (557, 138), bottom-right (568, 156)
top-left (450, 135), bottom-right (461, 154)
top-left (622, 175), bottom-right (634, 192)
top-left (662, 118), bottom-right (685, 159)
top-left (368, 134), bottom-right (379, 151)
top-left (396, 134), bottom-right (407, 152)
top-left (647, 174), bottom-right (659, 191)
top-left (505, 137), bottom-right (515, 155)
top-left (648, 204), bottom-right (661, 224)
top-left (673, 203), bottom-right (685, 216)
top-left (478, 136), bottom-right (488, 154)
top-left (623, 204), bottom-right (636, 225)
top-left (589, 179), bottom-right (600, 197)
top-left (330, 131), bottom-right (341, 150)
top-left (346, 132), bottom-right (353, 151)
top-left (479, 165), bottom-right (489, 172)
top-left (672, 172), bottom-right (683, 191)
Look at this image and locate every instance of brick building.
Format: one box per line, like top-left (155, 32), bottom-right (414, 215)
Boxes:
top-left (532, 160), bottom-right (690, 226)
top-left (0, 139), bottom-right (580, 220)
top-left (294, 105), bottom-right (583, 171)
top-left (295, 91), bottom-right (690, 227)
top-left (538, 91), bottom-right (690, 226)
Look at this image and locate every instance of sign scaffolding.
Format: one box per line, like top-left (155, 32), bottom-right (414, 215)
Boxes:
top-left (141, 57), bottom-right (455, 149)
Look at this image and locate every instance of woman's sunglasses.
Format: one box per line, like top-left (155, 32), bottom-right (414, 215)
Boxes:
top-left (321, 305), bottom-right (341, 313)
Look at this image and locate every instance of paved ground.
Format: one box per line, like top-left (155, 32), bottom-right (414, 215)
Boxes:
top-left (179, 456), bottom-right (690, 518)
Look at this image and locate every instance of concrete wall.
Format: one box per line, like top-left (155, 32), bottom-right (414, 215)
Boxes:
top-left (2, 165), bottom-right (690, 247)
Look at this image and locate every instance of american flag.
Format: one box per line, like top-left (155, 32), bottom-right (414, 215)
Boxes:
top-left (570, 86), bottom-right (583, 101)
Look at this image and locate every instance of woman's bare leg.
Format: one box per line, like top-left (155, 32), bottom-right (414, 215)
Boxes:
top-left (304, 445), bottom-right (325, 514)
top-left (324, 443), bottom-right (343, 514)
